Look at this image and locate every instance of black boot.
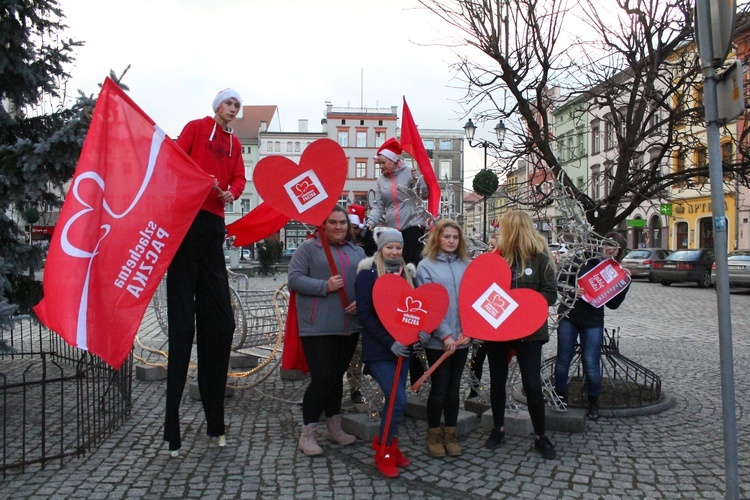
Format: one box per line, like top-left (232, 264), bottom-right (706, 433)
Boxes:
top-left (588, 396), bottom-right (600, 421)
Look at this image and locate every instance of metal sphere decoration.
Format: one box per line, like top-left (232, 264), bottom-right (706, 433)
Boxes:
top-left (473, 169), bottom-right (499, 198)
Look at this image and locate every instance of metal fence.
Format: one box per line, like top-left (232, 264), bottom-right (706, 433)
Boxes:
top-left (0, 315), bottom-right (132, 478)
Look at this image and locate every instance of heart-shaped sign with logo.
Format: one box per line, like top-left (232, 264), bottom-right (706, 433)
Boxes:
top-left (253, 138), bottom-right (347, 225)
top-left (373, 274), bottom-right (449, 346)
top-left (459, 253), bottom-right (550, 342)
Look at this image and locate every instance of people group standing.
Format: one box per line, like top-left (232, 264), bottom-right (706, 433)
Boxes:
top-left (164, 88), bottom-right (246, 457)
top-left (416, 219), bottom-right (471, 458)
top-left (287, 205), bottom-right (365, 456)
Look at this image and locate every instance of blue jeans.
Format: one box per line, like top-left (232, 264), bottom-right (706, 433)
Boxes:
top-left (554, 318), bottom-right (603, 398)
top-left (367, 358), bottom-right (410, 444)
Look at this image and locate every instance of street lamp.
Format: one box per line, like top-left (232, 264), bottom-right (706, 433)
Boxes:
top-left (464, 118), bottom-right (507, 242)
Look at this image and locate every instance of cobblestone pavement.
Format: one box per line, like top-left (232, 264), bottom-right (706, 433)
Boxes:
top-left (2, 274), bottom-right (749, 499)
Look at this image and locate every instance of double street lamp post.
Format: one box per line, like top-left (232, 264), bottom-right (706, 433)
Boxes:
top-left (464, 119), bottom-right (507, 242)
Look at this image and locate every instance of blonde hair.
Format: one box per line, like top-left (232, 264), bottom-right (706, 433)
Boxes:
top-left (422, 219), bottom-right (470, 261)
top-left (373, 248), bottom-right (414, 286)
top-left (497, 211), bottom-right (552, 271)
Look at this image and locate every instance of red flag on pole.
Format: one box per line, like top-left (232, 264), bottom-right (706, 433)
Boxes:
top-left (34, 77), bottom-right (215, 369)
top-left (226, 202), bottom-right (289, 247)
top-left (400, 97), bottom-right (441, 217)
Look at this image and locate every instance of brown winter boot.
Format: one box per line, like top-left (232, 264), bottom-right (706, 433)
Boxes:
top-left (326, 414), bottom-right (357, 445)
top-left (443, 426), bottom-right (462, 457)
top-left (298, 423), bottom-right (323, 456)
top-left (427, 427), bottom-right (446, 458)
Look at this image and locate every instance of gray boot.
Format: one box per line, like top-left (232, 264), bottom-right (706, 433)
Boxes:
top-left (326, 414), bottom-right (357, 445)
top-left (298, 423), bottom-right (323, 456)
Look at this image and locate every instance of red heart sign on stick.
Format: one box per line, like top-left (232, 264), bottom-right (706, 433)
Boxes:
top-left (253, 138), bottom-right (347, 225)
top-left (459, 253), bottom-right (550, 342)
top-left (373, 273), bottom-right (449, 346)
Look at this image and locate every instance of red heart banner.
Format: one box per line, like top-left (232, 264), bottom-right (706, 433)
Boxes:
top-left (253, 138), bottom-right (347, 225)
top-left (459, 253), bottom-right (550, 342)
top-left (373, 273), bottom-right (449, 346)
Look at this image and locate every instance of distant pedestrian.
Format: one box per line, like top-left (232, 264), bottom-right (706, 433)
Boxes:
top-left (416, 219), bottom-right (471, 458)
top-left (288, 205), bottom-right (365, 456)
top-left (355, 228), bottom-right (416, 478)
top-left (483, 211), bottom-right (558, 459)
top-left (164, 88), bottom-right (247, 457)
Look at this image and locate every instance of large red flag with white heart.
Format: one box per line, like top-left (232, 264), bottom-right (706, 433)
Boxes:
top-left (34, 77), bottom-right (215, 369)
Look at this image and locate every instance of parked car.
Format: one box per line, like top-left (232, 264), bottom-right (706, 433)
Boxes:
top-left (548, 242), bottom-right (569, 266)
top-left (280, 248), bottom-right (296, 263)
top-left (711, 249), bottom-right (750, 288)
top-left (651, 249), bottom-right (715, 288)
top-left (621, 248), bottom-right (672, 282)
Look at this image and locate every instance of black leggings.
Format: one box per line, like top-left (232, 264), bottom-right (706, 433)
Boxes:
top-left (300, 334), bottom-right (360, 424)
top-left (425, 347), bottom-right (469, 428)
top-left (484, 340), bottom-right (546, 436)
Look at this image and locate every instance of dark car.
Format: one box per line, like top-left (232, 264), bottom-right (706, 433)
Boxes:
top-left (711, 250), bottom-right (750, 288)
top-left (621, 248), bottom-right (672, 282)
top-left (651, 249), bottom-right (715, 288)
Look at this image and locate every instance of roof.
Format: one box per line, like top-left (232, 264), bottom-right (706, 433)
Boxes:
top-left (232, 105), bottom-right (279, 141)
top-left (464, 192), bottom-right (483, 203)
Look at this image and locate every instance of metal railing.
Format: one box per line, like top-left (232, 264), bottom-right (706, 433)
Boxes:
top-left (0, 315), bottom-right (132, 478)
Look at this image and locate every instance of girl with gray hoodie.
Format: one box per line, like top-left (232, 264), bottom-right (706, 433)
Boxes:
top-left (416, 219), bottom-right (471, 458)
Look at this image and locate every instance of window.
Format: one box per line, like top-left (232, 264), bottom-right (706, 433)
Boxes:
top-left (360, 120), bottom-right (365, 126)
top-left (274, 141), bottom-right (280, 152)
top-left (225, 201), bottom-right (234, 213)
top-left (423, 139), bottom-right (434, 150)
top-left (567, 136), bottom-right (574, 161)
top-left (240, 198), bottom-right (251, 214)
top-left (591, 165), bottom-right (601, 199)
top-left (340, 119), bottom-right (346, 125)
top-left (337, 131), bottom-right (348, 147)
top-left (375, 131), bottom-right (385, 147)
top-left (591, 124), bottom-right (600, 154)
top-left (604, 121), bottom-right (615, 150)
top-left (287, 142), bottom-right (293, 152)
top-left (355, 160), bottom-right (367, 178)
top-left (338, 195), bottom-right (349, 207)
top-left (439, 139), bottom-right (451, 150)
top-left (356, 131), bottom-right (367, 147)
top-left (694, 146), bottom-right (708, 185)
top-left (374, 162), bottom-right (381, 178)
top-left (439, 159), bottom-right (451, 180)
top-left (577, 176), bottom-right (584, 190)
top-left (295, 142), bottom-right (300, 152)
top-left (266, 141), bottom-right (273, 152)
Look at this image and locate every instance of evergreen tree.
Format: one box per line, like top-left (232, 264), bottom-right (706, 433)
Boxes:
top-left (0, 0), bottom-right (91, 322)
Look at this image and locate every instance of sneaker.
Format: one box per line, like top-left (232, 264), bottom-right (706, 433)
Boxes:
top-left (350, 390), bottom-right (366, 404)
top-left (534, 435), bottom-right (556, 459)
top-left (484, 427), bottom-right (505, 450)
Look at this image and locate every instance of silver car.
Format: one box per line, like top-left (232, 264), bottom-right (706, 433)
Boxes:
top-left (711, 250), bottom-right (750, 288)
top-left (621, 248), bottom-right (672, 282)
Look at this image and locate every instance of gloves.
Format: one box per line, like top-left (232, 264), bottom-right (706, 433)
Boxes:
top-left (390, 341), bottom-right (410, 358)
top-left (418, 330), bottom-right (431, 345)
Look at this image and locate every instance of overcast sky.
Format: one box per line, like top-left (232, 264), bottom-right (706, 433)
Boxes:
top-left (59, 0), bottom-right (489, 138)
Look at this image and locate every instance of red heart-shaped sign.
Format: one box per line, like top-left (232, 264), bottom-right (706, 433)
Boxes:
top-left (253, 138), bottom-right (347, 225)
top-left (459, 253), bottom-right (550, 341)
top-left (373, 273), bottom-right (449, 346)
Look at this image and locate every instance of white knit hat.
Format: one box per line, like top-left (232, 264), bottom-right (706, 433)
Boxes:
top-left (212, 88), bottom-right (242, 112)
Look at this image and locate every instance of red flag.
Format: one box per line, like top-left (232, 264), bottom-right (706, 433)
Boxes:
top-left (400, 97), bottom-right (441, 217)
top-left (34, 77), bottom-right (214, 369)
top-left (226, 202), bottom-right (289, 247)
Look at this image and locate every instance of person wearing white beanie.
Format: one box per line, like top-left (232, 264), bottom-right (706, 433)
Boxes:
top-left (164, 88), bottom-right (246, 457)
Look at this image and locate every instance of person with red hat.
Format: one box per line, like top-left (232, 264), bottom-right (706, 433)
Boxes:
top-left (366, 137), bottom-right (429, 266)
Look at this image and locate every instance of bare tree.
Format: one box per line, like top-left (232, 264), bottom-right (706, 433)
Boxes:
top-left (420, 0), bottom-right (749, 235)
